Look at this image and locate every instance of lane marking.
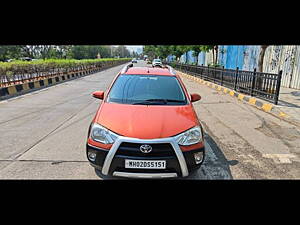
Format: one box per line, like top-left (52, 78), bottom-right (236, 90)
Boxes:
top-left (262, 154), bottom-right (298, 164)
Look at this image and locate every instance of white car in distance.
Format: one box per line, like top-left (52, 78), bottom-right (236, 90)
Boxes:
top-left (152, 59), bottom-right (162, 67)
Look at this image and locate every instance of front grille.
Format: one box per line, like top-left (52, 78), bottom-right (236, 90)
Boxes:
top-left (115, 142), bottom-right (176, 157)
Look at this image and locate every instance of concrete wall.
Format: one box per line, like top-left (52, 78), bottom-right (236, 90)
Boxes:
top-left (169, 45), bottom-right (300, 89)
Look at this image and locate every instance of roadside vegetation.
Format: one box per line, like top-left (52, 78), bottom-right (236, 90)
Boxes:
top-left (0, 45), bottom-right (136, 85)
top-left (0, 45), bottom-right (136, 61)
top-left (0, 58), bottom-right (130, 75)
top-left (143, 45), bottom-right (218, 64)
top-left (0, 58), bottom-right (131, 86)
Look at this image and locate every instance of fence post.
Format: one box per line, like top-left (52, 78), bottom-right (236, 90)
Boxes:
top-left (274, 70), bottom-right (282, 105)
top-left (251, 68), bottom-right (256, 96)
top-left (221, 66), bottom-right (224, 86)
top-left (207, 65), bottom-right (210, 81)
top-left (234, 67), bottom-right (239, 91)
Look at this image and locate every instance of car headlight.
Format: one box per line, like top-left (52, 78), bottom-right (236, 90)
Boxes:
top-left (174, 126), bottom-right (203, 146)
top-left (90, 123), bottom-right (119, 144)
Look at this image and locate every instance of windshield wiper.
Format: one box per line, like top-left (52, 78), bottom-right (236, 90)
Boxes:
top-left (132, 99), bottom-right (166, 105)
top-left (163, 99), bottom-right (186, 103)
top-left (132, 99), bottom-right (185, 105)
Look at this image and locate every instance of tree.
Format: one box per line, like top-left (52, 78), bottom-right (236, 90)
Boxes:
top-left (143, 45), bottom-right (158, 60)
top-left (256, 45), bottom-right (269, 90)
top-left (69, 45), bottom-right (113, 59)
top-left (258, 45), bottom-right (269, 72)
top-left (114, 46), bottom-right (130, 58)
top-left (167, 45), bottom-right (189, 62)
top-left (0, 45), bottom-right (23, 61)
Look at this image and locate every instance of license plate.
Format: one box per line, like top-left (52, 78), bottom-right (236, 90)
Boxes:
top-left (125, 160), bottom-right (166, 169)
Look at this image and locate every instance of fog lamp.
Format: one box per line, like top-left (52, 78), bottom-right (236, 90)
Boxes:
top-left (194, 152), bottom-right (204, 164)
top-left (88, 152), bottom-right (97, 161)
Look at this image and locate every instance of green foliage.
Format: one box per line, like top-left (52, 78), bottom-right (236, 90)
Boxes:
top-left (70, 45), bottom-right (113, 59)
top-left (208, 63), bottom-right (222, 68)
top-left (0, 58), bottom-right (130, 78)
top-left (0, 45), bottom-right (123, 61)
top-left (113, 45), bottom-right (131, 58)
top-left (143, 45), bottom-right (215, 63)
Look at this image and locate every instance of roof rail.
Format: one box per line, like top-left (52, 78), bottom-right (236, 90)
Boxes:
top-left (120, 63), bottom-right (133, 74)
top-left (166, 65), bottom-right (176, 75)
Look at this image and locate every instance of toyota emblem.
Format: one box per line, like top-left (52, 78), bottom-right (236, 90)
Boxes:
top-left (140, 144), bottom-right (152, 153)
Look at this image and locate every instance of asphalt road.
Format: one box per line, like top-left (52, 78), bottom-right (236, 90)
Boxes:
top-left (0, 61), bottom-right (299, 179)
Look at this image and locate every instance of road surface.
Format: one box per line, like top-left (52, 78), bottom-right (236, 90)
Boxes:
top-left (0, 61), bottom-right (299, 179)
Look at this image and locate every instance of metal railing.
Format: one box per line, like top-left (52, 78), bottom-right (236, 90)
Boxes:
top-left (168, 62), bottom-right (282, 105)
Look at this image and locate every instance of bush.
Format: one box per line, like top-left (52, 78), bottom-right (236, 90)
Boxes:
top-left (0, 58), bottom-right (130, 81)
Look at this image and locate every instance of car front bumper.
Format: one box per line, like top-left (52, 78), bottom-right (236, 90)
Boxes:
top-left (86, 136), bottom-right (205, 179)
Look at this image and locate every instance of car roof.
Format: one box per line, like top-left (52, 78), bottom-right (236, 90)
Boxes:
top-left (124, 67), bottom-right (174, 76)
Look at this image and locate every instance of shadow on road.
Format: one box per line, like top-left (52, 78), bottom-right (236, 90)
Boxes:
top-left (94, 133), bottom-right (236, 180)
top-left (183, 133), bottom-right (236, 180)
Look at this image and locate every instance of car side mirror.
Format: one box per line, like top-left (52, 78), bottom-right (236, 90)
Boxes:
top-left (190, 93), bottom-right (201, 102)
top-left (92, 91), bottom-right (104, 100)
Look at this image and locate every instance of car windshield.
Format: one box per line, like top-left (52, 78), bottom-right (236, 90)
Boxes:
top-left (107, 74), bottom-right (187, 105)
top-left (153, 59), bottom-right (161, 62)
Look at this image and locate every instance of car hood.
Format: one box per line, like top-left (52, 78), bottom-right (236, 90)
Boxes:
top-left (94, 102), bottom-right (198, 139)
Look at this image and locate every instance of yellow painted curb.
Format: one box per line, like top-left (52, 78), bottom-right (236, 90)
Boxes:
top-left (7, 86), bottom-right (17, 95)
top-left (279, 112), bottom-right (287, 118)
top-left (238, 94), bottom-right (245, 101)
top-left (262, 103), bottom-right (273, 112)
top-left (44, 79), bottom-right (49, 86)
top-left (177, 70), bottom-right (294, 124)
top-left (23, 83), bottom-right (29, 91)
top-left (249, 98), bottom-right (256, 105)
top-left (34, 81), bottom-right (40, 88)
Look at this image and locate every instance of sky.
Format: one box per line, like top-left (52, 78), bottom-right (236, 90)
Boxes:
top-left (125, 45), bottom-right (143, 53)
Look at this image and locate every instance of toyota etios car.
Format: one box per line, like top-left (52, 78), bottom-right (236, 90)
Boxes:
top-left (86, 64), bottom-right (205, 179)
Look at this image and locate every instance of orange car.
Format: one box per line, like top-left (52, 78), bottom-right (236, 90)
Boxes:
top-left (86, 64), bottom-right (205, 178)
